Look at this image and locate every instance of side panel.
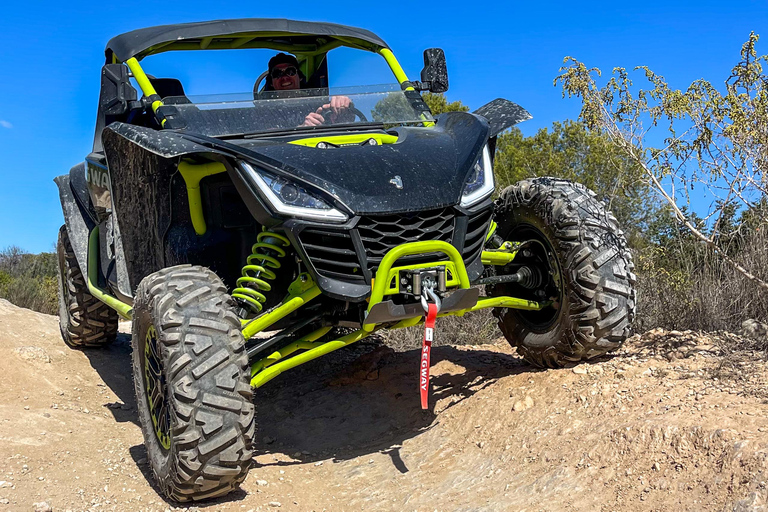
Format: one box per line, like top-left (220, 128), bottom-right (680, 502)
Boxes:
top-left (85, 156), bottom-right (113, 222)
top-left (54, 173), bottom-right (94, 276)
top-left (102, 127), bottom-right (263, 294)
top-left (102, 128), bottom-right (178, 291)
top-left (69, 162), bottom-right (98, 223)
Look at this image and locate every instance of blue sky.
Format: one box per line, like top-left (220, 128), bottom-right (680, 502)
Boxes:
top-left (0, 1), bottom-right (766, 253)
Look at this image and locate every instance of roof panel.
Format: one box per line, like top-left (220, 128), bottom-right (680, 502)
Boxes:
top-left (106, 18), bottom-right (389, 62)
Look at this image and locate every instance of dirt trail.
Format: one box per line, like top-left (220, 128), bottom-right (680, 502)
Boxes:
top-left (1, 298), bottom-right (768, 511)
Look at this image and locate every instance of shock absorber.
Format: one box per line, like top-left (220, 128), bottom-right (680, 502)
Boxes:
top-left (232, 230), bottom-right (291, 315)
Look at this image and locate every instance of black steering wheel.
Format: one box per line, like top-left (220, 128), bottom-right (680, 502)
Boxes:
top-left (317, 104), bottom-right (368, 124)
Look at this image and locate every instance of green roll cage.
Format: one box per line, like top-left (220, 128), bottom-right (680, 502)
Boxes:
top-left (90, 34), bottom-right (551, 388)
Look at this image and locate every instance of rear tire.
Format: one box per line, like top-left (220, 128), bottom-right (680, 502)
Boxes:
top-left (56, 225), bottom-right (118, 348)
top-left (489, 178), bottom-right (636, 368)
top-left (131, 265), bottom-right (254, 502)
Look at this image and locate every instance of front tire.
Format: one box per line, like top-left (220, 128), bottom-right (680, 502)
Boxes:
top-left (56, 225), bottom-right (118, 348)
top-left (489, 178), bottom-right (636, 368)
top-left (132, 265), bottom-right (254, 502)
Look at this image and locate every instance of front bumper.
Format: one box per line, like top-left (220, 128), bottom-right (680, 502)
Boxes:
top-left (282, 198), bottom-right (494, 301)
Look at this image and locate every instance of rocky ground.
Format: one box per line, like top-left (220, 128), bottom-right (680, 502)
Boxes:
top-left (2, 298), bottom-right (768, 511)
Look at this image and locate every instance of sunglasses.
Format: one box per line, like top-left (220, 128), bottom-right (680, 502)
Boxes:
top-left (270, 66), bottom-right (298, 80)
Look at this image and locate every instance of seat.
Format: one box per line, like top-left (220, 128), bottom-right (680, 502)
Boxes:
top-left (149, 78), bottom-right (189, 103)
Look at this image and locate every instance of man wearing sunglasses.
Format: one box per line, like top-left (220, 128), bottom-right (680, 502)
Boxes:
top-left (265, 53), bottom-right (352, 127)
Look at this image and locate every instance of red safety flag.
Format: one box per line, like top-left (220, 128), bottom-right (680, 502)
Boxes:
top-left (420, 303), bottom-right (438, 410)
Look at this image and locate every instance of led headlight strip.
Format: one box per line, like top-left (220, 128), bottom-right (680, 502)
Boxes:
top-left (240, 162), bottom-right (348, 222)
top-left (460, 145), bottom-right (494, 208)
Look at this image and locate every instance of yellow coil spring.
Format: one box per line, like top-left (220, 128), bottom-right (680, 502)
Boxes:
top-left (232, 231), bottom-right (291, 314)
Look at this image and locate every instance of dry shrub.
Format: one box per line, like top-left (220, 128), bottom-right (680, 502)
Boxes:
top-left (381, 308), bottom-right (499, 352)
top-left (635, 229), bottom-right (768, 333)
top-left (0, 276), bottom-right (58, 315)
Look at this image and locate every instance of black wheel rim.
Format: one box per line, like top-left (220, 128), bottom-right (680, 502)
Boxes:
top-left (495, 223), bottom-right (564, 330)
top-left (57, 247), bottom-right (71, 306)
top-left (144, 325), bottom-right (171, 450)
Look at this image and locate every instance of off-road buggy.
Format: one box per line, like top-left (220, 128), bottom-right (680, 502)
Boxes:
top-left (54, 19), bottom-right (636, 502)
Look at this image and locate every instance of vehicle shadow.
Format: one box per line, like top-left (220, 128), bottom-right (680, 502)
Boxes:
top-left (251, 340), bottom-right (540, 469)
top-left (80, 330), bottom-right (541, 485)
top-left (80, 331), bottom-right (139, 426)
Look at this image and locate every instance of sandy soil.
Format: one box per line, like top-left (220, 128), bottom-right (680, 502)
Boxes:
top-left (1, 298), bottom-right (768, 511)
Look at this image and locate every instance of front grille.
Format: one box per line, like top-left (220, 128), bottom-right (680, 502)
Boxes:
top-left (358, 208), bottom-right (454, 274)
top-left (298, 228), bottom-right (365, 281)
top-left (464, 207), bottom-right (493, 266)
top-left (296, 206), bottom-right (492, 284)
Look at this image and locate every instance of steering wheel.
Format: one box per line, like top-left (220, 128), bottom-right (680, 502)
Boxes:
top-left (317, 104), bottom-right (368, 124)
top-left (253, 70), bottom-right (270, 95)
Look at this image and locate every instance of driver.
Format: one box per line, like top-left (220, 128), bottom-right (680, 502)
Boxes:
top-left (262, 53), bottom-right (352, 126)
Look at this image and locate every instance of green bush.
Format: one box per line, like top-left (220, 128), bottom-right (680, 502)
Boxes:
top-left (0, 247), bottom-right (59, 315)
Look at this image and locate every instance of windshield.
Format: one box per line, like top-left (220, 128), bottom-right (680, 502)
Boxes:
top-left (163, 84), bottom-right (433, 137)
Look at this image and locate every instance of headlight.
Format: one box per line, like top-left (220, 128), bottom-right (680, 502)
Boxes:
top-left (240, 162), bottom-right (348, 222)
top-left (460, 145), bottom-right (494, 207)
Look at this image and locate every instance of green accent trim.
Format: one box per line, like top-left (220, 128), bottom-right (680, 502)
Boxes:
top-left (251, 328), bottom-right (371, 388)
top-left (250, 325), bottom-right (332, 378)
top-left (466, 296), bottom-right (549, 313)
top-left (481, 241), bottom-right (522, 266)
top-left (391, 315), bottom-right (424, 329)
top-left (87, 228), bottom-right (133, 319)
top-left (375, 296), bottom-right (551, 331)
top-left (286, 272), bottom-right (315, 296)
top-left (378, 49), bottom-right (409, 85)
top-left (376, 49), bottom-right (435, 127)
top-left (386, 295), bottom-right (550, 330)
top-left (486, 221), bottom-right (497, 241)
top-left (177, 161), bottom-right (227, 235)
top-left (144, 324), bottom-right (171, 450)
top-left (241, 280), bottom-right (321, 340)
top-left (364, 241), bottom-right (470, 331)
top-left (481, 250), bottom-right (518, 266)
top-left (233, 232), bottom-right (292, 316)
top-left (247, 293), bottom-right (543, 389)
top-left (288, 133), bottom-right (398, 148)
top-left (125, 58), bottom-right (162, 113)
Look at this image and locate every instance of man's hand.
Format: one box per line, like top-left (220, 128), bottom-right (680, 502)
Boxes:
top-left (328, 95), bottom-right (351, 112)
top-left (301, 96), bottom-right (353, 126)
top-left (302, 111), bottom-right (325, 126)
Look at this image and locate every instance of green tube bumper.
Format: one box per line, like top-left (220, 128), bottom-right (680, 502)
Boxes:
top-left (87, 227), bottom-right (133, 320)
top-left (248, 240), bottom-right (552, 387)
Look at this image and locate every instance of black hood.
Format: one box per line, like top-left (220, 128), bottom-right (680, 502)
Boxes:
top-left (226, 112), bottom-right (490, 215)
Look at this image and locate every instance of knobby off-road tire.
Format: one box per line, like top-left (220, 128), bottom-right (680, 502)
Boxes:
top-left (490, 178), bottom-right (636, 368)
top-left (131, 265), bottom-right (254, 502)
top-left (56, 225), bottom-right (118, 348)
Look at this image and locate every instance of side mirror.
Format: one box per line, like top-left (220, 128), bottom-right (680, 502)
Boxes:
top-left (420, 48), bottom-right (449, 93)
top-left (100, 64), bottom-right (137, 116)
